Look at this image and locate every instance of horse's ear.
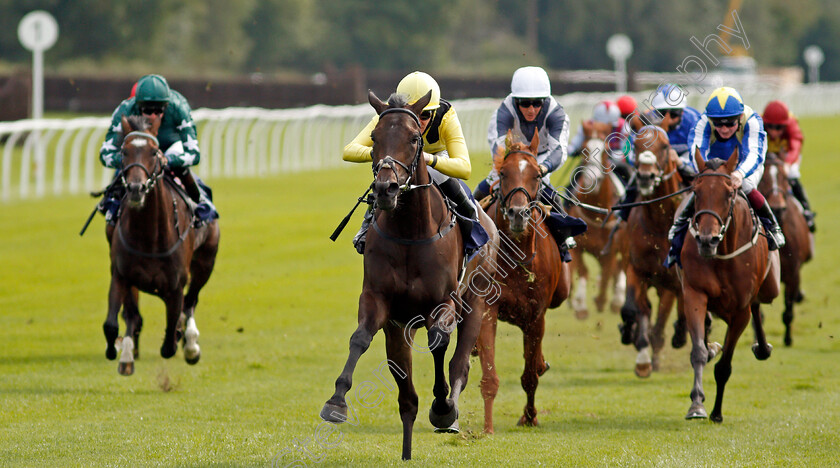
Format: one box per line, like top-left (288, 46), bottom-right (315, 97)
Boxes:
top-left (408, 90), bottom-right (432, 118)
top-left (725, 146), bottom-right (739, 173)
top-left (368, 91), bottom-right (387, 115)
top-left (694, 147), bottom-right (704, 172)
top-left (528, 128), bottom-right (540, 155)
top-left (121, 116), bottom-right (131, 135)
top-left (148, 115), bottom-right (161, 137)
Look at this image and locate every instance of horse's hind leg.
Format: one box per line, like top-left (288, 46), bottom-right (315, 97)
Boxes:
top-left (428, 322), bottom-right (456, 431)
top-left (751, 303), bottom-right (773, 360)
top-left (518, 316), bottom-right (546, 426)
top-left (160, 290), bottom-right (185, 359)
top-left (570, 254), bottom-right (589, 319)
top-left (782, 273), bottom-right (800, 347)
top-left (476, 304), bottom-right (500, 434)
top-left (650, 289), bottom-right (676, 371)
top-left (321, 292), bottom-right (388, 424)
top-left (182, 228), bottom-right (220, 364)
top-left (384, 322), bottom-right (418, 461)
top-left (709, 307), bottom-right (751, 423)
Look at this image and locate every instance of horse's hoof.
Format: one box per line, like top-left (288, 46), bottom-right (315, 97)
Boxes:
top-left (671, 333), bottom-right (687, 349)
top-left (685, 404), bottom-right (707, 420)
top-left (320, 401), bottom-right (348, 424)
top-left (794, 290), bottom-right (805, 303)
top-left (538, 361), bottom-right (550, 376)
top-left (160, 344), bottom-right (177, 359)
top-left (106, 345), bottom-right (117, 361)
top-left (470, 345), bottom-right (479, 357)
top-left (429, 400), bottom-right (458, 429)
top-left (118, 361), bottom-right (134, 376)
top-left (634, 362), bottom-right (652, 378)
top-left (434, 420), bottom-right (460, 434)
top-left (574, 309), bottom-right (589, 320)
top-left (184, 351), bottom-right (201, 365)
top-left (516, 415), bottom-right (538, 427)
top-left (619, 323), bottom-right (635, 345)
top-left (784, 335), bottom-right (792, 347)
top-left (752, 342), bottom-right (772, 361)
top-left (710, 412), bottom-right (723, 423)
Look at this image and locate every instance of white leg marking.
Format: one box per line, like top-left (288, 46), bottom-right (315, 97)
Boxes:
top-left (184, 317), bottom-right (201, 361)
top-left (119, 336), bottom-right (135, 364)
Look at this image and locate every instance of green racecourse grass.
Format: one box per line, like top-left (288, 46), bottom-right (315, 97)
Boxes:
top-left (1, 116), bottom-right (839, 467)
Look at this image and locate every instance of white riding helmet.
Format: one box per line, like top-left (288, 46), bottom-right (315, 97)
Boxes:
top-left (511, 66), bottom-right (551, 98)
top-left (651, 84), bottom-right (687, 110)
top-left (396, 71), bottom-right (441, 110)
top-left (592, 101), bottom-right (621, 126)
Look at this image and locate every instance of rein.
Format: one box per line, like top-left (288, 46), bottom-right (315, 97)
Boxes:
top-left (116, 177), bottom-right (193, 258)
top-left (689, 171), bottom-right (760, 259)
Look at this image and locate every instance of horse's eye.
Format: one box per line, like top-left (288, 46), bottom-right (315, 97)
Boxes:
top-left (499, 170), bottom-right (506, 178)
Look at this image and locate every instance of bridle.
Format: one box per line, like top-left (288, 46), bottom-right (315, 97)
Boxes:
top-left (497, 149), bottom-right (542, 220)
top-left (689, 171), bottom-right (737, 243)
top-left (120, 131), bottom-right (164, 197)
top-left (371, 108), bottom-right (432, 192)
top-left (634, 128), bottom-right (677, 192)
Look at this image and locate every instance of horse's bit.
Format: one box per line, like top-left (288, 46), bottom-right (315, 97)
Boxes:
top-left (120, 131), bottom-right (164, 196)
top-left (371, 108), bottom-right (429, 192)
top-left (689, 172), bottom-right (737, 243)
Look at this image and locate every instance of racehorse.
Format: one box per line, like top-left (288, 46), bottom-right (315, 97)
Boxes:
top-left (619, 126), bottom-right (687, 377)
top-left (758, 152), bottom-right (812, 346)
top-left (566, 130), bottom-right (626, 319)
top-left (475, 131), bottom-right (570, 433)
top-left (103, 115), bottom-right (220, 376)
top-left (320, 91), bottom-right (498, 460)
top-left (680, 150), bottom-right (779, 422)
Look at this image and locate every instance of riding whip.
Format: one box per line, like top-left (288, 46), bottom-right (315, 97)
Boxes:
top-left (329, 184), bottom-right (373, 241)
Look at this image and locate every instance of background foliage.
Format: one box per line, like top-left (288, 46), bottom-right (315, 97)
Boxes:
top-left (1, 0), bottom-right (839, 79)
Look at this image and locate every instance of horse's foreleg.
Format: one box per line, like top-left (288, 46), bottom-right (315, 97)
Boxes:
top-left (684, 286), bottom-right (709, 419)
top-left (160, 290), bottom-right (184, 359)
top-left (782, 272), bottom-right (799, 347)
top-left (751, 303), bottom-right (773, 361)
top-left (182, 232), bottom-right (219, 365)
top-left (611, 268), bottom-right (627, 313)
top-left (104, 276), bottom-right (126, 361)
top-left (709, 307), bottom-right (750, 423)
top-left (384, 322), bottom-right (417, 461)
top-left (321, 292), bottom-right (387, 424)
top-left (619, 266), bottom-right (640, 346)
top-left (118, 288), bottom-right (141, 376)
top-left (476, 304), bottom-right (499, 434)
top-left (594, 254), bottom-right (614, 313)
top-left (650, 288), bottom-right (676, 371)
top-left (518, 316), bottom-right (546, 427)
top-left (672, 293), bottom-right (688, 349)
top-left (570, 256), bottom-right (589, 319)
top-left (428, 314), bottom-right (456, 432)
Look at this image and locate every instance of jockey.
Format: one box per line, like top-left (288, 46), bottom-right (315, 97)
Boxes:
top-left (472, 66), bottom-right (585, 253)
top-left (569, 100), bottom-right (633, 186)
top-left (617, 84), bottom-right (702, 221)
top-left (666, 87), bottom-right (785, 267)
top-left (99, 74), bottom-right (217, 227)
top-left (763, 100), bottom-right (815, 232)
top-left (474, 66), bottom-right (570, 205)
top-left (343, 71), bottom-right (480, 254)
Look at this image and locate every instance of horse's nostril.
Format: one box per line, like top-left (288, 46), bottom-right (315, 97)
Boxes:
top-left (128, 182), bottom-right (143, 193)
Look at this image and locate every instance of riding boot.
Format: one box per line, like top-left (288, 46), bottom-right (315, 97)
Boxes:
top-left (542, 190), bottom-right (576, 249)
top-left (752, 196), bottom-right (785, 250)
top-left (665, 193), bottom-right (695, 267)
top-left (353, 207), bottom-right (374, 255)
top-left (789, 178), bottom-right (816, 232)
top-left (174, 167), bottom-right (217, 226)
top-left (473, 179), bottom-right (491, 204)
top-left (618, 181), bottom-right (638, 222)
top-left (440, 178), bottom-right (480, 254)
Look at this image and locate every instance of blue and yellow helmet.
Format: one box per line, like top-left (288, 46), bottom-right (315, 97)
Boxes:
top-left (705, 87), bottom-right (744, 118)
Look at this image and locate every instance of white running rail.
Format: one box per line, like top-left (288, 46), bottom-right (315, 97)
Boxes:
top-left (2, 84), bottom-right (839, 202)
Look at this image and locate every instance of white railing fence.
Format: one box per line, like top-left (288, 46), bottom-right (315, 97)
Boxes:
top-left (2, 83), bottom-right (839, 202)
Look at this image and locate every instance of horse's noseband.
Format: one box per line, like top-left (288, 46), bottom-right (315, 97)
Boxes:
top-left (371, 108), bottom-right (425, 192)
top-left (689, 172), bottom-right (736, 243)
top-left (498, 150), bottom-right (541, 221)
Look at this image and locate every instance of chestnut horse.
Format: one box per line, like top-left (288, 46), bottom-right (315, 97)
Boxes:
top-left (680, 151), bottom-right (779, 422)
top-left (758, 152), bottom-right (812, 346)
top-left (476, 131), bottom-right (571, 432)
top-left (320, 92), bottom-right (498, 460)
top-left (566, 132), bottom-right (626, 318)
top-left (619, 126), bottom-right (688, 377)
top-left (104, 115), bottom-right (220, 375)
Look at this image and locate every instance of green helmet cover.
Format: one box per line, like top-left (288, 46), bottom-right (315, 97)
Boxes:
top-left (135, 74), bottom-right (170, 104)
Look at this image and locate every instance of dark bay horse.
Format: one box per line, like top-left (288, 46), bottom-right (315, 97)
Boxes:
top-left (620, 126), bottom-right (687, 377)
top-left (567, 130), bottom-right (626, 319)
top-left (320, 91), bottom-right (499, 460)
top-left (104, 115), bottom-right (220, 375)
top-left (680, 150), bottom-right (779, 422)
top-left (759, 152), bottom-right (812, 346)
top-left (476, 131), bottom-right (570, 433)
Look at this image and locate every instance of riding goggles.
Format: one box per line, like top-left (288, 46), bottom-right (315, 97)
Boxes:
top-left (516, 98), bottom-right (544, 109)
top-left (659, 108), bottom-right (683, 118)
top-left (710, 117), bottom-right (738, 128)
top-left (765, 123), bottom-right (786, 131)
top-left (140, 103), bottom-right (167, 115)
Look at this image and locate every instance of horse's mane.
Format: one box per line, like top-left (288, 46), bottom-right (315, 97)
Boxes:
top-left (704, 158), bottom-right (728, 171)
top-left (388, 93), bottom-right (410, 108)
top-left (492, 139), bottom-right (534, 173)
top-left (126, 114), bottom-right (150, 133)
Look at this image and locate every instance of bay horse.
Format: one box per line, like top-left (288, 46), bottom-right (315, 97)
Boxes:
top-left (619, 125), bottom-right (687, 377)
top-left (680, 150), bottom-right (779, 422)
top-left (320, 91), bottom-right (499, 460)
top-left (566, 129), bottom-right (626, 319)
top-left (103, 115), bottom-right (220, 376)
top-left (476, 131), bottom-right (571, 433)
top-left (758, 152), bottom-right (812, 346)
